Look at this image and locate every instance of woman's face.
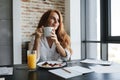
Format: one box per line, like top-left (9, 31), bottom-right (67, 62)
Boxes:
top-left (47, 12), bottom-right (60, 30)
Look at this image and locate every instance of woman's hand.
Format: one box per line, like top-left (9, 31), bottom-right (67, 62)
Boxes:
top-left (50, 29), bottom-right (59, 44)
top-left (35, 27), bottom-right (43, 39)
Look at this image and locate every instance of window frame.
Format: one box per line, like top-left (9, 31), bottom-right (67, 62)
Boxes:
top-left (81, 0), bottom-right (109, 60)
top-left (101, 0), bottom-right (120, 43)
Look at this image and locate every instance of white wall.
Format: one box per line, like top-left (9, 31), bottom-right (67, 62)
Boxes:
top-left (13, 0), bottom-right (22, 64)
top-left (65, 0), bottom-right (81, 60)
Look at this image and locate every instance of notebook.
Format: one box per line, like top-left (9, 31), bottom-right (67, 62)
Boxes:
top-left (49, 66), bottom-right (93, 79)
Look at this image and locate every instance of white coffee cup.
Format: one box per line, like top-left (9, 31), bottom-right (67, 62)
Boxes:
top-left (43, 27), bottom-right (53, 37)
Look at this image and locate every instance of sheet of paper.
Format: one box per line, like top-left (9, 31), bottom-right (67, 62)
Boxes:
top-left (0, 67), bottom-right (13, 75)
top-left (0, 78), bottom-right (5, 80)
top-left (89, 63), bottom-right (120, 73)
top-left (49, 66), bottom-right (93, 79)
top-left (80, 59), bottom-right (112, 65)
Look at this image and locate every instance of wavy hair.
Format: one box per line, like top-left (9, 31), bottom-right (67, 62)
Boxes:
top-left (37, 9), bottom-right (72, 54)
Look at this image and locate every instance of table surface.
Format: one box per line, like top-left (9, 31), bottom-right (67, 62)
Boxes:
top-left (1, 60), bottom-right (120, 80)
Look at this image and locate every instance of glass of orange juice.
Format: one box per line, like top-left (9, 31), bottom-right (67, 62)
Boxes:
top-left (27, 50), bottom-right (37, 70)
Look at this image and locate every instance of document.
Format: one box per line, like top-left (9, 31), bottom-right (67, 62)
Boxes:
top-left (80, 59), bottom-right (112, 65)
top-left (0, 78), bottom-right (5, 80)
top-left (49, 66), bottom-right (93, 79)
top-left (89, 63), bottom-right (120, 73)
top-left (0, 67), bottom-right (13, 75)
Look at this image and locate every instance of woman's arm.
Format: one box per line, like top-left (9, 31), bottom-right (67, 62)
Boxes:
top-left (50, 30), bottom-right (67, 57)
top-left (32, 28), bottom-right (43, 60)
top-left (55, 41), bottom-right (67, 57)
top-left (33, 36), bottom-right (40, 51)
top-left (55, 40), bottom-right (71, 61)
top-left (33, 27), bottom-right (43, 50)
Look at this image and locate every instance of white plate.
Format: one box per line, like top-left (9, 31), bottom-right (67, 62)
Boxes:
top-left (37, 61), bottom-right (66, 68)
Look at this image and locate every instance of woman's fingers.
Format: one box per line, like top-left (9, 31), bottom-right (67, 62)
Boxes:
top-left (50, 30), bottom-right (58, 41)
top-left (37, 28), bottom-right (43, 33)
top-left (35, 27), bottom-right (43, 38)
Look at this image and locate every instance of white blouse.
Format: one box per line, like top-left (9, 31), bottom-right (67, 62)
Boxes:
top-left (30, 36), bottom-right (71, 62)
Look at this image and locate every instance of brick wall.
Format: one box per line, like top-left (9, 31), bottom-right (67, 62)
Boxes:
top-left (21, 0), bottom-right (65, 42)
top-left (21, 0), bottom-right (65, 63)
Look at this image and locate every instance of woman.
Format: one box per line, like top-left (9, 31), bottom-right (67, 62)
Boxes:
top-left (31, 9), bottom-right (72, 62)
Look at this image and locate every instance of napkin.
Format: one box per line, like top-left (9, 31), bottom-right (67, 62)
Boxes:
top-left (49, 66), bottom-right (93, 79)
top-left (80, 59), bottom-right (112, 65)
top-left (0, 67), bottom-right (13, 75)
top-left (89, 63), bottom-right (120, 73)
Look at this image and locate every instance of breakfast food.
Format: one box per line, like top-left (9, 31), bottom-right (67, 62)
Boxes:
top-left (41, 62), bottom-right (62, 68)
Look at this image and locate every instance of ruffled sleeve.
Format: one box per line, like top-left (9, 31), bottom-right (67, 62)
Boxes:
top-left (61, 49), bottom-right (71, 61)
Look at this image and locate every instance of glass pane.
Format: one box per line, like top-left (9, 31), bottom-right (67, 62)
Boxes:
top-left (86, 0), bottom-right (100, 41)
top-left (97, 0), bottom-right (100, 41)
top-left (108, 44), bottom-right (120, 63)
top-left (111, 0), bottom-right (120, 36)
top-left (86, 43), bottom-right (100, 60)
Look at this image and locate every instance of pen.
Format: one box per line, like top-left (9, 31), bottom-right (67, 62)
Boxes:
top-left (62, 68), bottom-right (71, 73)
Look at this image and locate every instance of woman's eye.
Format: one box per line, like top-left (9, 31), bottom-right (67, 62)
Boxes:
top-left (50, 16), bottom-right (54, 19)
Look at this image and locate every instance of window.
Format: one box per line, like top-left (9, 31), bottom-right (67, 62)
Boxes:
top-left (81, 0), bottom-right (120, 63)
top-left (100, 0), bottom-right (120, 63)
top-left (108, 44), bottom-right (120, 63)
top-left (111, 0), bottom-right (120, 36)
top-left (105, 0), bottom-right (120, 63)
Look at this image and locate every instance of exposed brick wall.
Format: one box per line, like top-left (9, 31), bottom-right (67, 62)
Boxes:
top-left (21, 0), bottom-right (65, 63)
top-left (21, 0), bottom-right (65, 42)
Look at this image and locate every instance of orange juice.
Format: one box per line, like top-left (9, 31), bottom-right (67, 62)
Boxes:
top-left (27, 52), bottom-right (36, 69)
